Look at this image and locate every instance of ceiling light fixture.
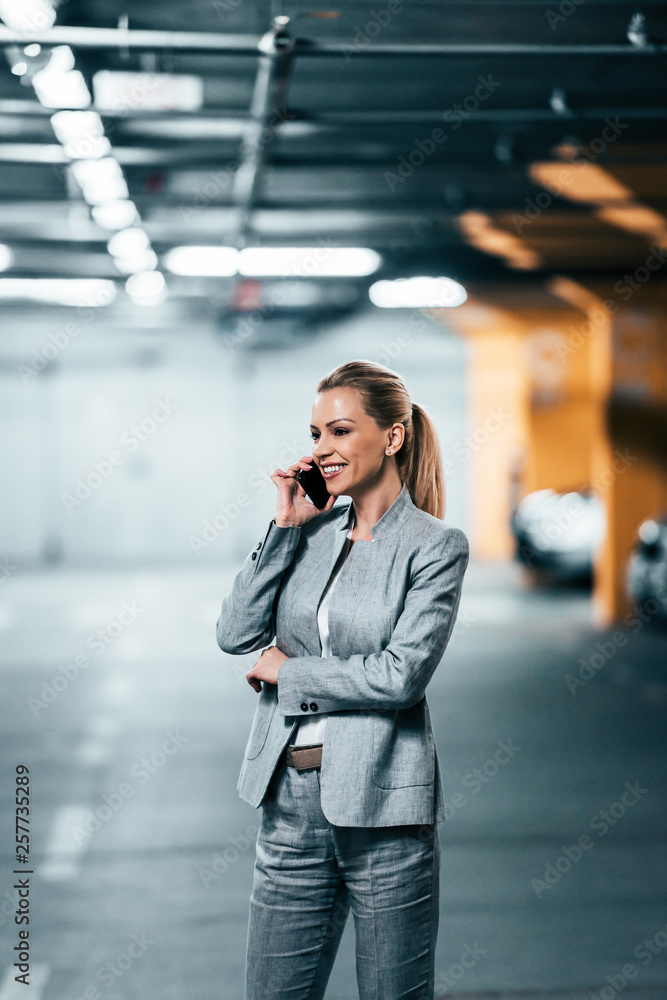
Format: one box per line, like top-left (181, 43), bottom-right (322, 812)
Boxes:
top-left (107, 227), bottom-right (151, 258)
top-left (163, 245), bottom-right (382, 278)
top-left (113, 250), bottom-right (159, 275)
top-left (32, 46), bottom-right (91, 109)
top-left (369, 276), bottom-right (467, 308)
top-left (595, 203), bottom-right (667, 239)
top-left (164, 246), bottom-right (239, 276)
top-left (0, 244), bottom-right (14, 271)
top-left (71, 157), bottom-right (129, 204)
top-left (0, 278), bottom-right (115, 306)
top-left (91, 200), bottom-right (139, 230)
top-left (458, 210), bottom-right (541, 270)
top-left (528, 162), bottom-right (632, 204)
top-left (125, 270), bottom-right (166, 303)
top-left (0, 0), bottom-right (56, 32)
top-left (238, 247), bottom-right (381, 277)
top-left (50, 110), bottom-right (111, 159)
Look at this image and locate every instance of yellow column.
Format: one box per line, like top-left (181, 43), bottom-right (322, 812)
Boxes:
top-left (550, 278), bottom-right (667, 625)
top-left (429, 303), bottom-right (531, 560)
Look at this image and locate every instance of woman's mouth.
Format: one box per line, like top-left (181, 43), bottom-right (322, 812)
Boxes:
top-left (320, 464), bottom-right (347, 480)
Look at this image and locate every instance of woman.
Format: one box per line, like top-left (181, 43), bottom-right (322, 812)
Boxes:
top-left (216, 360), bottom-right (470, 1000)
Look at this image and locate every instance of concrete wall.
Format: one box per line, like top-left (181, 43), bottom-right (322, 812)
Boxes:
top-left (0, 302), bottom-right (469, 566)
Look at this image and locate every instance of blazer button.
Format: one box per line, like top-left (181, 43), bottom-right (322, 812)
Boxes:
top-left (256, 543), bottom-right (262, 549)
top-left (310, 702), bottom-right (318, 711)
top-left (251, 552), bottom-right (257, 560)
top-left (300, 702), bottom-right (309, 712)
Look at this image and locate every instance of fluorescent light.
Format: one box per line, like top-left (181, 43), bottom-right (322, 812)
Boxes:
top-left (92, 70), bottom-right (204, 112)
top-left (32, 46), bottom-right (91, 109)
top-left (0, 0), bottom-right (56, 32)
top-left (238, 247), bottom-right (381, 277)
top-left (0, 244), bottom-right (14, 271)
top-left (113, 250), bottom-right (158, 275)
top-left (71, 157), bottom-right (128, 204)
top-left (596, 203), bottom-right (667, 238)
top-left (369, 276), bottom-right (467, 309)
top-left (164, 246), bottom-right (239, 276)
top-left (163, 245), bottom-right (382, 278)
top-left (528, 162), bottom-right (632, 204)
top-left (107, 228), bottom-right (150, 257)
top-left (91, 200), bottom-right (139, 230)
top-left (125, 270), bottom-right (166, 302)
top-left (50, 111), bottom-right (111, 159)
top-left (0, 278), bottom-right (115, 306)
top-left (458, 210), bottom-right (541, 270)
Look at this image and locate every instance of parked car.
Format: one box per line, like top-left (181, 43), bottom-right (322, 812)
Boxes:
top-left (510, 488), bottom-right (605, 580)
top-left (625, 515), bottom-right (667, 620)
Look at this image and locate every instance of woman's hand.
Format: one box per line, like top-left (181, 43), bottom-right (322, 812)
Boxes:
top-left (270, 456), bottom-right (336, 527)
top-left (246, 645), bottom-right (289, 693)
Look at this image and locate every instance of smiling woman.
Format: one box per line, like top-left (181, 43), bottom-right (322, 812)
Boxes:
top-left (216, 359), bottom-right (469, 1000)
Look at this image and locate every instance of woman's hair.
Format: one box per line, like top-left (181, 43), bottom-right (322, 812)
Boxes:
top-left (316, 360), bottom-right (445, 519)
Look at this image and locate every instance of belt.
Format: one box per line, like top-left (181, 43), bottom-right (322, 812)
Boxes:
top-left (280, 743), bottom-right (323, 771)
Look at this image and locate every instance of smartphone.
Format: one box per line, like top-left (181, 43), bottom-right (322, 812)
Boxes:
top-left (297, 462), bottom-right (331, 509)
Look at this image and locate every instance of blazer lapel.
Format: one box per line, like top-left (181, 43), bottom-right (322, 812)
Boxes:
top-left (327, 501), bottom-right (355, 575)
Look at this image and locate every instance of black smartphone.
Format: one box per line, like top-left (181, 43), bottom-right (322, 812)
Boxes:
top-left (297, 462), bottom-right (331, 509)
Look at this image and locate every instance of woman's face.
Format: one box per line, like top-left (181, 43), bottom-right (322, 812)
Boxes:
top-left (309, 387), bottom-right (404, 495)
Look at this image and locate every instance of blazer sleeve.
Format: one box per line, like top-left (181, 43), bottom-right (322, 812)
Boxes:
top-left (276, 527), bottom-right (469, 714)
top-left (216, 519), bottom-right (302, 655)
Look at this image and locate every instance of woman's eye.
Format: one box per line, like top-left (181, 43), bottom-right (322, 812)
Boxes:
top-left (310, 428), bottom-right (349, 439)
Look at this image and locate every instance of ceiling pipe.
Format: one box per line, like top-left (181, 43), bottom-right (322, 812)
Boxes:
top-left (228, 15), bottom-right (296, 249)
top-left (0, 25), bottom-right (665, 56)
top-left (4, 100), bottom-right (667, 125)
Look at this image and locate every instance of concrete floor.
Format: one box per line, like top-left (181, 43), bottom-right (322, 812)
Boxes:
top-left (0, 557), bottom-right (666, 999)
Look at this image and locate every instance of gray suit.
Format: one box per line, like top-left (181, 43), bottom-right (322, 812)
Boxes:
top-left (216, 480), bottom-right (469, 827)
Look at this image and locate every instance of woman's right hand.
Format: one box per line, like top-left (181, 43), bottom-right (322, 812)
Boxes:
top-left (270, 456), bottom-right (336, 527)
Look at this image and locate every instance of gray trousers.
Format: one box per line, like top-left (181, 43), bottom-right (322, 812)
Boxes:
top-left (245, 759), bottom-right (441, 1000)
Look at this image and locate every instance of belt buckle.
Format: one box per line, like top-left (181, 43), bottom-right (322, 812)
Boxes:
top-left (288, 744), bottom-right (322, 771)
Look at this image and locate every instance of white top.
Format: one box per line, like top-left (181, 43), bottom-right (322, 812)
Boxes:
top-left (291, 516), bottom-right (360, 747)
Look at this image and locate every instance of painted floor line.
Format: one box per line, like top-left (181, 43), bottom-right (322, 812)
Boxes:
top-left (0, 962), bottom-right (49, 998)
top-left (39, 804), bottom-right (91, 882)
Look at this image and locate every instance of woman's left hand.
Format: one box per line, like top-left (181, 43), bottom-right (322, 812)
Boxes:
top-left (246, 645), bottom-right (289, 693)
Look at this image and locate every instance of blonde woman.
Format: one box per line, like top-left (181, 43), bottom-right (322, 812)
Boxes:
top-left (217, 360), bottom-right (470, 1000)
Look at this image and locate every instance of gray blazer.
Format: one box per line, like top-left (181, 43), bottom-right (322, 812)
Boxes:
top-left (216, 481), bottom-right (469, 827)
